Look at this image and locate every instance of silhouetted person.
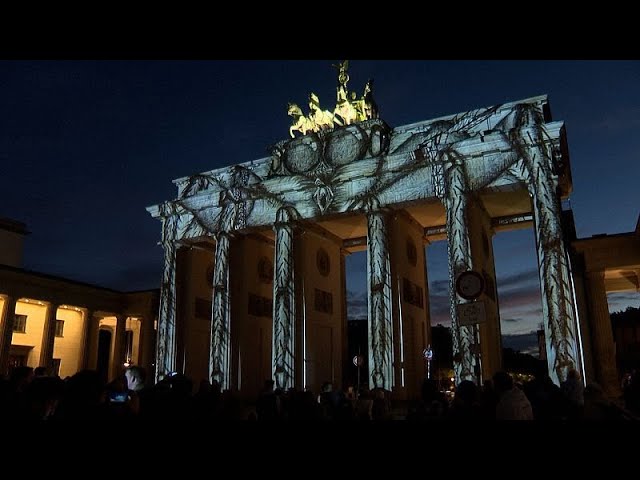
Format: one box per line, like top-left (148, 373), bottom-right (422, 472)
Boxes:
top-left (560, 368), bottom-right (584, 420)
top-left (493, 371), bottom-right (533, 420)
top-left (256, 380), bottom-right (280, 421)
top-left (448, 380), bottom-right (482, 421)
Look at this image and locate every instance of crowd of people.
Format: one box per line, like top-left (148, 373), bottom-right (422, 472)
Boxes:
top-left (0, 364), bottom-right (638, 423)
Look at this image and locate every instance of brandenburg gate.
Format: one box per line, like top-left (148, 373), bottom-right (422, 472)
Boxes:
top-left (148, 62), bottom-right (583, 400)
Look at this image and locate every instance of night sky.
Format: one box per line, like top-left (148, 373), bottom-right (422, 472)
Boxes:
top-left (1, 60), bottom-right (638, 354)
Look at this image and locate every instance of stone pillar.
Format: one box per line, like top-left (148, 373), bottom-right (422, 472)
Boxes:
top-left (366, 209), bottom-right (394, 391)
top-left (40, 302), bottom-right (59, 373)
top-left (272, 207), bottom-right (298, 391)
top-left (466, 199), bottom-right (502, 381)
top-left (442, 160), bottom-right (477, 384)
top-left (585, 270), bottom-right (620, 397)
top-left (521, 155), bottom-right (581, 385)
top-left (156, 237), bottom-right (178, 383)
top-left (79, 309), bottom-right (95, 370)
top-left (340, 249), bottom-right (349, 391)
top-left (87, 315), bottom-right (102, 370)
top-left (0, 295), bottom-right (17, 377)
top-left (210, 231), bottom-right (232, 389)
top-left (112, 315), bottom-right (127, 378)
top-left (140, 314), bottom-right (156, 376)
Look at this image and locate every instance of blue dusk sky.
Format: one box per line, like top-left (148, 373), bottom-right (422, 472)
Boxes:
top-left (1, 60), bottom-right (638, 355)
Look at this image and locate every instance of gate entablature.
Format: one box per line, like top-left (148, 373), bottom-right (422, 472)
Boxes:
top-left (149, 94), bottom-right (567, 245)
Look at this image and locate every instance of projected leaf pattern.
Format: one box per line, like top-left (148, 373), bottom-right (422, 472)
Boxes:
top-left (272, 207), bottom-right (298, 390)
top-left (366, 206), bottom-right (394, 390)
top-left (442, 154), bottom-right (477, 382)
top-left (510, 124), bottom-right (579, 384)
top-left (155, 201), bottom-right (179, 382)
top-left (209, 231), bottom-right (231, 388)
top-left (153, 97), bottom-right (579, 388)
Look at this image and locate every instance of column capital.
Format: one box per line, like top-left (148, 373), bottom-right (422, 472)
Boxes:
top-left (364, 205), bottom-right (394, 217)
top-left (213, 230), bottom-right (234, 242)
top-left (274, 206), bottom-right (301, 228)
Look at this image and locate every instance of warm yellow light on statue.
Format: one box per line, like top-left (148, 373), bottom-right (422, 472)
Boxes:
top-left (287, 60), bottom-right (378, 138)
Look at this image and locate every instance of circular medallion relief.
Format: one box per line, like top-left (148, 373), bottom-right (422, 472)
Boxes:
top-left (316, 248), bottom-right (330, 277)
top-left (257, 256), bottom-right (274, 284)
top-left (206, 263), bottom-right (215, 289)
top-left (406, 237), bottom-right (417, 267)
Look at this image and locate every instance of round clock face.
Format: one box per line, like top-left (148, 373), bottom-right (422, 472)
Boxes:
top-left (455, 271), bottom-right (484, 300)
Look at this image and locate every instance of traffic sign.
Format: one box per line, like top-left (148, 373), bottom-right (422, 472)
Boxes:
top-left (456, 300), bottom-right (487, 326)
top-left (353, 355), bottom-right (363, 367)
top-left (455, 270), bottom-right (485, 300)
top-left (423, 347), bottom-right (433, 361)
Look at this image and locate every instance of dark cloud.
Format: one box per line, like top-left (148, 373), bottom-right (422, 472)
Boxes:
top-left (346, 289), bottom-right (367, 319)
top-left (502, 331), bottom-right (540, 356)
top-left (497, 268), bottom-right (540, 290)
top-left (608, 292), bottom-right (640, 313)
top-left (430, 279), bottom-right (449, 296)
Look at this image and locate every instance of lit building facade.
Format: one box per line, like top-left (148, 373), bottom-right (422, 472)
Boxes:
top-left (0, 218), bottom-right (158, 382)
top-left (148, 65), bottom-right (590, 400)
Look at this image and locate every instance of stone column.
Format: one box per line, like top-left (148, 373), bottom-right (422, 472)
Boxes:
top-left (585, 270), bottom-right (620, 397)
top-left (87, 315), bottom-right (102, 370)
top-left (112, 315), bottom-right (127, 378)
top-left (210, 231), bottom-right (232, 389)
top-left (0, 295), bottom-right (17, 376)
top-left (340, 249), bottom-right (349, 390)
top-left (156, 238), bottom-right (178, 382)
top-left (520, 154), bottom-right (581, 385)
top-left (272, 207), bottom-right (298, 391)
top-left (366, 209), bottom-right (394, 391)
top-left (442, 160), bottom-right (477, 384)
top-left (39, 302), bottom-right (59, 373)
top-left (466, 199), bottom-right (502, 381)
top-left (140, 314), bottom-right (156, 375)
top-left (79, 309), bottom-right (95, 370)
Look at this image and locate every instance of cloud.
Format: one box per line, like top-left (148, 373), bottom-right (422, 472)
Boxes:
top-left (346, 289), bottom-right (367, 319)
top-left (497, 268), bottom-right (540, 290)
top-left (429, 279), bottom-right (449, 296)
top-left (608, 292), bottom-right (640, 313)
top-left (502, 331), bottom-right (540, 356)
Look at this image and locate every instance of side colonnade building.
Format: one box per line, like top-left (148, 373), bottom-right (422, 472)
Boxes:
top-left (0, 218), bottom-right (158, 382)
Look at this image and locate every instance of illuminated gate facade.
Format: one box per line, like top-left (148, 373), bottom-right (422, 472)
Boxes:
top-left (148, 64), bottom-right (584, 399)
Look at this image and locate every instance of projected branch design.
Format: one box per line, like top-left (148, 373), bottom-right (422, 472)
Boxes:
top-left (151, 94), bottom-right (579, 388)
top-left (272, 206), bottom-right (299, 390)
top-left (510, 124), bottom-right (579, 384)
top-left (209, 231), bottom-right (232, 388)
top-left (441, 155), bottom-right (477, 382)
top-left (155, 201), bottom-right (179, 382)
top-left (366, 205), bottom-right (394, 390)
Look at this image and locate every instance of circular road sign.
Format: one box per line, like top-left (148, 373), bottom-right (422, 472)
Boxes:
top-left (353, 355), bottom-right (363, 367)
top-left (455, 270), bottom-right (485, 300)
